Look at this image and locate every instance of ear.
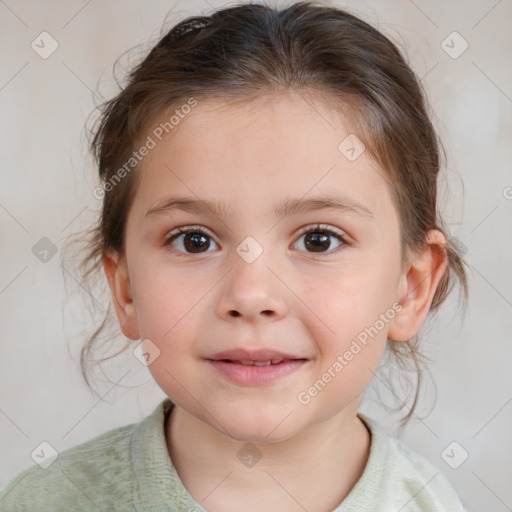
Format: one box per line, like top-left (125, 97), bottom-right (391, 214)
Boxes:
top-left (102, 250), bottom-right (140, 340)
top-left (387, 230), bottom-right (448, 342)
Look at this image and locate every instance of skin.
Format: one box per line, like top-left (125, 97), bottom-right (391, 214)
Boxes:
top-left (103, 90), bottom-right (447, 512)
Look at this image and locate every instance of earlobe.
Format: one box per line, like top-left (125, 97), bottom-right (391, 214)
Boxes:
top-left (387, 230), bottom-right (448, 342)
top-left (102, 251), bottom-right (140, 340)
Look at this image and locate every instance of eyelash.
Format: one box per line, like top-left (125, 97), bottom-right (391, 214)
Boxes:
top-left (164, 224), bottom-right (350, 256)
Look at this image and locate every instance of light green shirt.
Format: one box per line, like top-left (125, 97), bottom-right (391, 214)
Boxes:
top-left (0, 398), bottom-right (465, 511)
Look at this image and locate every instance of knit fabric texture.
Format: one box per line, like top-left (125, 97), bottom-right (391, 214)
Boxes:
top-left (0, 398), bottom-right (465, 511)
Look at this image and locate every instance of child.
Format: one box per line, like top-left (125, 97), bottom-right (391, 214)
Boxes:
top-left (0, 1), bottom-right (469, 510)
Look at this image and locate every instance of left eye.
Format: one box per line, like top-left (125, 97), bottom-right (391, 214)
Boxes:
top-left (293, 225), bottom-right (348, 254)
top-left (164, 227), bottom-right (218, 254)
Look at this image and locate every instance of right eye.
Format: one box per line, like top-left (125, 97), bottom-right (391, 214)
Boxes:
top-left (164, 226), bottom-right (220, 255)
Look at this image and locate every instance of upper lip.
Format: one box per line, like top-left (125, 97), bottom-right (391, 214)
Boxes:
top-left (208, 349), bottom-right (305, 362)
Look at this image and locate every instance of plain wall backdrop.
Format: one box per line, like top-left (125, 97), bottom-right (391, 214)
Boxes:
top-left (1, 0), bottom-right (511, 510)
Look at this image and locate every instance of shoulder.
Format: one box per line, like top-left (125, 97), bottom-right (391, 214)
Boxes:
top-left (0, 420), bottom-right (137, 512)
top-left (339, 413), bottom-right (466, 512)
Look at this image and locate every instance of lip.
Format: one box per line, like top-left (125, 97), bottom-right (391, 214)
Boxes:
top-left (209, 349), bottom-right (302, 362)
top-left (207, 348), bottom-right (308, 385)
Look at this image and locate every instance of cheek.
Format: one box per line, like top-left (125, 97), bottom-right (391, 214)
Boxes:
top-left (299, 263), bottom-right (397, 340)
top-left (134, 272), bottom-right (205, 404)
top-left (132, 268), bottom-right (203, 344)
top-left (296, 263), bottom-right (397, 404)
top-left (301, 278), bottom-right (391, 408)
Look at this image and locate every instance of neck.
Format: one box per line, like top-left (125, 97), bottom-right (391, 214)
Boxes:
top-left (165, 402), bottom-right (371, 512)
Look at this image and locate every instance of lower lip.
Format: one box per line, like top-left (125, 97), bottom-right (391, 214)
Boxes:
top-left (208, 359), bottom-right (307, 385)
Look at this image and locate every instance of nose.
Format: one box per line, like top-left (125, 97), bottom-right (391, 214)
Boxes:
top-left (216, 254), bottom-right (289, 323)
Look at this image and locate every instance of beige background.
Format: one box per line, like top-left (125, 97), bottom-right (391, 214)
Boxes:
top-left (1, 1), bottom-right (511, 510)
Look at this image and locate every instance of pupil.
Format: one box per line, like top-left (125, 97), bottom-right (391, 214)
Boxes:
top-left (184, 232), bottom-right (209, 252)
top-left (305, 232), bottom-right (330, 252)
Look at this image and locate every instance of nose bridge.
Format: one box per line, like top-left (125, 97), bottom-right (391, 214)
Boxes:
top-left (217, 240), bottom-right (288, 320)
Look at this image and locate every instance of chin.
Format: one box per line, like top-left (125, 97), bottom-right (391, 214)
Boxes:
top-left (212, 404), bottom-right (300, 445)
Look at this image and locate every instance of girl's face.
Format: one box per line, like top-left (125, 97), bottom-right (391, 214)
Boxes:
top-left (112, 91), bottom-right (411, 442)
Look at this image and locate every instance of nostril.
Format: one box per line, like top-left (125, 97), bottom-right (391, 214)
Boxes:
top-left (228, 310), bottom-right (274, 317)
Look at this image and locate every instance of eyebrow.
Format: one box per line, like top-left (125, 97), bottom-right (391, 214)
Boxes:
top-left (145, 193), bottom-right (374, 221)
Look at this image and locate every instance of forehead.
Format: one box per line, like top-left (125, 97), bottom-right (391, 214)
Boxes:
top-left (130, 90), bottom-right (397, 225)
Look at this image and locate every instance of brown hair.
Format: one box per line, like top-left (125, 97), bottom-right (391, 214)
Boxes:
top-left (62, 0), bottom-right (469, 426)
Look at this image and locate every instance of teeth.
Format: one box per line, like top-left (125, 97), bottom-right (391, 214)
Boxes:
top-left (237, 360), bottom-right (281, 366)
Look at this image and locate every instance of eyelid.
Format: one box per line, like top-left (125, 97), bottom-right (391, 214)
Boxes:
top-left (165, 224), bottom-right (212, 237)
top-left (295, 223), bottom-right (348, 240)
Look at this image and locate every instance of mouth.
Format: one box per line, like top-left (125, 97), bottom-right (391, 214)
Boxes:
top-left (216, 358), bottom-right (290, 366)
top-left (207, 349), bottom-right (308, 385)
